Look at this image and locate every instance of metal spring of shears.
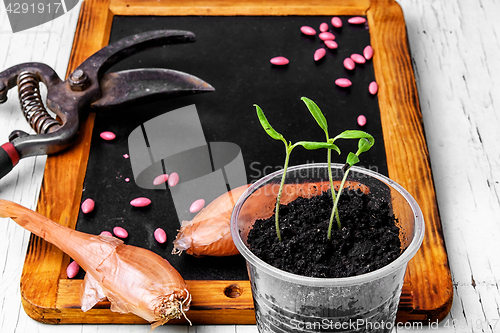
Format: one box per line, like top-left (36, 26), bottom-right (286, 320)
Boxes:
top-left (17, 71), bottom-right (60, 134)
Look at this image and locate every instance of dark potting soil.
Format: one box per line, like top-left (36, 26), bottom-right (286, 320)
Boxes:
top-left (247, 189), bottom-right (402, 278)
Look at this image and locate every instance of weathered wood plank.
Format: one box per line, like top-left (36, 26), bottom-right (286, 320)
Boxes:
top-left (395, 0), bottom-right (500, 332)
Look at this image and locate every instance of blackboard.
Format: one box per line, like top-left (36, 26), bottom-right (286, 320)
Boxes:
top-left (75, 15), bottom-right (386, 280)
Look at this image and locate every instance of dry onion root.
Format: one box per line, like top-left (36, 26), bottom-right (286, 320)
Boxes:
top-left (172, 181), bottom-right (369, 257)
top-left (0, 199), bottom-right (190, 329)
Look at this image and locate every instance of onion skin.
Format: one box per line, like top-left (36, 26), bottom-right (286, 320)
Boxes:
top-left (173, 181), bottom-right (369, 257)
top-left (0, 200), bottom-right (190, 329)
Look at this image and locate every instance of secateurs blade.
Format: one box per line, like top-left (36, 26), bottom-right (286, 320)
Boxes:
top-left (0, 30), bottom-right (215, 180)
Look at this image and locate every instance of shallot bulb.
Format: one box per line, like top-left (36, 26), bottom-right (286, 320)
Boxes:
top-left (172, 181), bottom-right (369, 257)
top-left (0, 200), bottom-right (190, 329)
top-left (173, 185), bottom-right (250, 257)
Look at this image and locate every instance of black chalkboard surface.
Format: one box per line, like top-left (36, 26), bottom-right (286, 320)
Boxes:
top-left (75, 15), bottom-right (386, 280)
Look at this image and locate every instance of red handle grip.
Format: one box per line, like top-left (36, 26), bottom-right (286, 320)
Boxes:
top-left (0, 142), bottom-right (20, 179)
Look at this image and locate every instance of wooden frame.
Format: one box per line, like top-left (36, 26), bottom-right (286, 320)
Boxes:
top-left (22, 0), bottom-right (452, 325)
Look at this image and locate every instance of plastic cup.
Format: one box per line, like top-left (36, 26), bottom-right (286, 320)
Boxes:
top-left (230, 163), bottom-right (425, 332)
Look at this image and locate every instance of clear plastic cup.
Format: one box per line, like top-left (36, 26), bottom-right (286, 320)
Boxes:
top-left (230, 163), bottom-right (425, 333)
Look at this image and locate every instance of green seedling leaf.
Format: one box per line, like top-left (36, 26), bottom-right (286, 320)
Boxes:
top-left (357, 137), bottom-right (374, 154)
top-left (255, 104), bottom-right (284, 141)
top-left (296, 141), bottom-right (341, 154)
top-left (346, 152), bottom-right (360, 166)
top-left (332, 130), bottom-right (374, 144)
top-left (301, 97), bottom-right (328, 134)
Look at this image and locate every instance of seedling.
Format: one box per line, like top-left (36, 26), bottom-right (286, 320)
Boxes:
top-left (301, 97), bottom-right (374, 240)
top-left (255, 97), bottom-right (374, 242)
top-left (255, 104), bottom-right (340, 241)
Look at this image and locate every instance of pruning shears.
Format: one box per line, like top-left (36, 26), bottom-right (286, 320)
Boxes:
top-left (0, 30), bottom-right (214, 180)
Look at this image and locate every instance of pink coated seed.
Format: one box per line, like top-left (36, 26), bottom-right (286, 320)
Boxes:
top-left (335, 78), bottom-right (352, 88)
top-left (100, 231), bottom-right (113, 237)
top-left (357, 115), bottom-right (367, 126)
top-left (125, 178), bottom-right (130, 182)
top-left (369, 81), bottom-right (379, 95)
top-left (66, 261), bottom-right (80, 279)
top-left (348, 17), bottom-right (367, 24)
top-left (113, 226), bottom-right (128, 239)
top-left (189, 199), bottom-right (205, 213)
top-left (351, 53), bottom-right (366, 64)
top-left (343, 57), bottom-right (356, 70)
top-left (270, 56), bottom-right (289, 65)
top-left (363, 45), bottom-right (374, 60)
top-left (314, 48), bottom-right (326, 61)
top-left (331, 17), bottom-right (342, 28)
top-left (319, 32), bottom-right (335, 41)
top-left (300, 26), bottom-right (316, 36)
top-left (154, 228), bottom-right (167, 244)
top-left (168, 172), bottom-right (179, 187)
top-left (319, 22), bottom-right (329, 32)
top-left (324, 40), bottom-right (338, 49)
top-left (130, 197), bottom-right (151, 207)
top-left (81, 198), bottom-right (95, 214)
top-left (153, 174), bottom-right (169, 185)
top-left (100, 131), bottom-right (116, 141)
top-left (123, 154), bottom-right (129, 158)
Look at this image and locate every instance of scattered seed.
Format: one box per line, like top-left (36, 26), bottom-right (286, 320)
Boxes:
top-left (168, 172), bottom-right (179, 187)
top-left (130, 197), bottom-right (151, 207)
top-left (357, 115), bottom-right (367, 126)
top-left (363, 45), bottom-right (374, 60)
top-left (66, 261), bottom-right (80, 279)
top-left (113, 226), bottom-right (128, 239)
top-left (125, 178), bottom-right (130, 182)
top-left (190, 199), bottom-right (206, 213)
top-left (343, 57), bottom-right (356, 70)
top-left (100, 131), bottom-right (116, 141)
top-left (331, 17), bottom-right (343, 28)
top-left (153, 174), bottom-right (169, 185)
top-left (335, 78), bottom-right (352, 88)
top-left (319, 22), bottom-right (329, 32)
top-left (270, 56), bottom-right (289, 65)
top-left (300, 26), bottom-right (316, 36)
top-left (100, 231), bottom-right (113, 237)
top-left (319, 32), bottom-right (335, 41)
top-left (351, 53), bottom-right (366, 64)
top-left (123, 154), bottom-right (129, 159)
top-left (81, 198), bottom-right (95, 214)
top-left (324, 40), bottom-right (338, 49)
top-left (369, 81), bottom-right (379, 95)
top-left (154, 228), bottom-right (167, 244)
top-left (348, 17), bottom-right (367, 24)
top-left (314, 48), bottom-right (326, 61)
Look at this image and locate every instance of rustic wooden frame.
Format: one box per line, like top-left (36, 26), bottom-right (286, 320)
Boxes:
top-left (22, 0), bottom-right (452, 325)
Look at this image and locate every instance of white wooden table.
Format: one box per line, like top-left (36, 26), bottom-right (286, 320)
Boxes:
top-left (1, 1), bottom-right (500, 332)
